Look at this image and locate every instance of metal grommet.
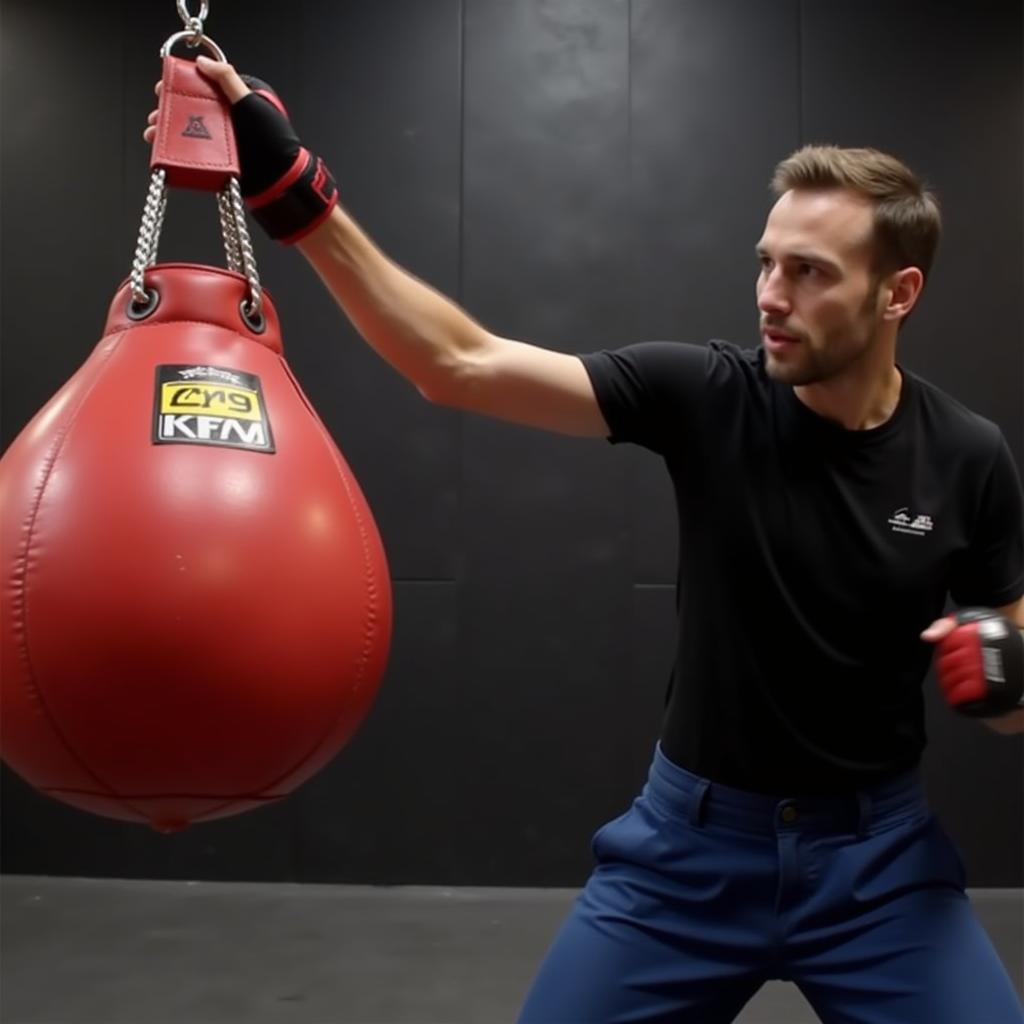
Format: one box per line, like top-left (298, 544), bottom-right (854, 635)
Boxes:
top-left (127, 288), bottom-right (160, 321)
top-left (239, 299), bottom-right (266, 335)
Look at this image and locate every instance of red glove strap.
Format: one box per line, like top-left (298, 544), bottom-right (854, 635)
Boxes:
top-left (936, 622), bottom-right (988, 707)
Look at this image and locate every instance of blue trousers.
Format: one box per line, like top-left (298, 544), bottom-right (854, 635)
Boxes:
top-left (519, 745), bottom-right (1023, 1023)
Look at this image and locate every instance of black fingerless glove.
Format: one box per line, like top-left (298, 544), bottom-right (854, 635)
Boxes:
top-left (231, 76), bottom-right (338, 244)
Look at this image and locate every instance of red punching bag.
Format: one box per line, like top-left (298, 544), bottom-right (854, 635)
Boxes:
top-left (0, 39), bottom-right (391, 833)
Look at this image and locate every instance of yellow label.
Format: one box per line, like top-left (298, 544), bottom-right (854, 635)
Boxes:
top-left (160, 382), bottom-right (262, 422)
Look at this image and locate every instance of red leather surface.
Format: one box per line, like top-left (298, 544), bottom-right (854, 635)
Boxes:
top-left (0, 265), bottom-right (391, 831)
top-left (107, 263), bottom-right (284, 355)
top-left (150, 56), bottom-right (240, 191)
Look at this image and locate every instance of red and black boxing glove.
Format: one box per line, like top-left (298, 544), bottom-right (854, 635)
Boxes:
top-left (230, 76), bottom-right (338, 244)
top-left (935, 609), bottom-right (1024, 717)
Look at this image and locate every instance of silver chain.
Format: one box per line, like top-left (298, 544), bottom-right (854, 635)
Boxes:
top-left (177, 1), bottom-right (209, 31)
top-left (129, 169), bottom-right (262, 319)
top-left (132, 2), bottom-right (262, 319)
top-left (227, 178), bottom-right (263, 320)
top-left (150, 190), bottom-right (168, 265)
top-left (217, 190), bottom-right (243, 272)
top-left (174, 2), bottom-right (209, 50)
top-left (130, 169), bottom-right (168, 305)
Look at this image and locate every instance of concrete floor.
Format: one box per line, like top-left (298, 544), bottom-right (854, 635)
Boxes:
top-left (1, 877), bottom-right (1021, 1023)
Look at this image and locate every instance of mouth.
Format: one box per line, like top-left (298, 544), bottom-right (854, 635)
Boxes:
top-left (762, 328), bottom-right (800, 353)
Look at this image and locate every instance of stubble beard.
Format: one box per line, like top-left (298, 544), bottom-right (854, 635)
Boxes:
top-left (763, 287), bottom-right (882, 386)
top-left (764, 333), bottom-right (874, 386)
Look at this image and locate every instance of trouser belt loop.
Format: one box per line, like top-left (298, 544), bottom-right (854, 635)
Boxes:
top-left (689, 779), bottom-right (711, 826)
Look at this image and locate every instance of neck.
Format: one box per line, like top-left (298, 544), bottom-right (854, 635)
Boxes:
top-left (793, 338), bottom-right (902, 431)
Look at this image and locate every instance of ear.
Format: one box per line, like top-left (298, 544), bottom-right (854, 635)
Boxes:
top-left (881, 266), bottom-right (924, 323)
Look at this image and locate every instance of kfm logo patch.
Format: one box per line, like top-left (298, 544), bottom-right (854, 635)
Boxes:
top-left (152, 365), bottom-right (275, 453)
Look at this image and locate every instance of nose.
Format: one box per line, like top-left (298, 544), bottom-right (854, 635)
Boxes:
top-left (757, 267), bottom-right (791, 317)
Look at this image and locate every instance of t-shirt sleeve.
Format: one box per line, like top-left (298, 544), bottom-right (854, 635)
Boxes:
top-left (577, 341), bottom-right (737, 455)
top-left (949, 434), bottom-right (1024, 608)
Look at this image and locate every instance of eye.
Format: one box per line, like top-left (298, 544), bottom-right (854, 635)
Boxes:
top-left (758, 255), bottom-right (773, 272)
top-left (797, 262), bottom-right (819, 278)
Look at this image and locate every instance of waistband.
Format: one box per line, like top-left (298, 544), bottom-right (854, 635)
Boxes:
top-left (647, 744), bottom-right (929, 837)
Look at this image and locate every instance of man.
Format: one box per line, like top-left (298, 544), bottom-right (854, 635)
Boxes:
top-left (145, 58), bottom-right (1024, 1022)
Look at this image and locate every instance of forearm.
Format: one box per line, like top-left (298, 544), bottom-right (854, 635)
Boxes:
top-left (297, 204), bottom-right (488, 400)
top-left (982, 707), bottom-right (1024, 735)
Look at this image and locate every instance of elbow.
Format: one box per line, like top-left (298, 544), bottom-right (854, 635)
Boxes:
top-left (417, 350), bottom-right (483, 409)
top-left (416, 362), bottom-right (465, 408)
top-left (982, 708), bottom-right (1024, 736)
top-left (418, 380), bottom-right (455, 406)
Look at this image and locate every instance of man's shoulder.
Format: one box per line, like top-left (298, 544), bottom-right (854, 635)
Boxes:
top-left (706, 338), bottom-right (762, 367)
top-left (908, 369), bottom-right (1004, 456)
top-left (583, 338), bottom-right (764, 387)
top-left (703, 339), bottom-right (767, 387)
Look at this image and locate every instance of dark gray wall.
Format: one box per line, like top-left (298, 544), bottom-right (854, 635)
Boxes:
top-left (2, 0), bottom-right (1021, 886)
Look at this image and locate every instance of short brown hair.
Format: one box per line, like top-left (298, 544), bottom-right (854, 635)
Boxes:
top-left (771, 145), bottom-right (942, 283)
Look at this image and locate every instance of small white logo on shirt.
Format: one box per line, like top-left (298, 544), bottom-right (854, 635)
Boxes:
top-left (888, 507), bottom-right (934, 537)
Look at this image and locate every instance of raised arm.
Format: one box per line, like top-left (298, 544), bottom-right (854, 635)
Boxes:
top-left (297, 207), bottom-right (609, 437)
top-left (145, 58), bottom-right (609, 439)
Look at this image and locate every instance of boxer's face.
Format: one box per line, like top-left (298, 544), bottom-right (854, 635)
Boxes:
top-left (755, 188), bottom-right (889, 386)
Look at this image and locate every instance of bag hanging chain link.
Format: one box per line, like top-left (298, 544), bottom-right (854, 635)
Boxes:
top-left (129, 168), bottom-right (168, 305)
top-left (217, 190), bottom-right (242, 272)
top-left (130, 0), bottom-right (262, 321)
top-left (177, 0), bottom-right (209, 44)
top-left (129, 172), bottom-right (263, 322)
top-left (225, 178), bottom-right (263, 318)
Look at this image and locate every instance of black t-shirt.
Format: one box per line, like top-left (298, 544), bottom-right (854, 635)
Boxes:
top-left (579, 340), bottom-right (1024, 796)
